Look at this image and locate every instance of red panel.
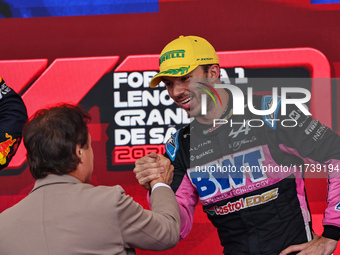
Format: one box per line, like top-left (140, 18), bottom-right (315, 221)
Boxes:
top-left (0, 59), bottom-right (48, 93)
top-left (159, 0), bottom-right (197, 2)
top-left (22, 56), bottom-right (119, 116)
top-left (115, 54), bottom-right (159, 72)
top-left (263, 0), bottom-right (340, 10)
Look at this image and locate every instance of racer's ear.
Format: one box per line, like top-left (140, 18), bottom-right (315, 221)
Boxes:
top-left (208, 64), bottom-right (220, 79)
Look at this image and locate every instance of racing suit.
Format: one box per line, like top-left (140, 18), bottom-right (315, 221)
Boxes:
top-left (165, 93), bottom-right (340, 255)
top-left (0, 77), bottom-right (27, 171)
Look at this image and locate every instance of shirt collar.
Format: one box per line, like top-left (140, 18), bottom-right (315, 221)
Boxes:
top-left (30, 174), bottom-right (81, 194)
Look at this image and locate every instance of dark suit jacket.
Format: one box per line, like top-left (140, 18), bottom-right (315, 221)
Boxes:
top-left (0, 174), bottom-right (180, 254)
top-left (0, 78), bottom-right (27, 170)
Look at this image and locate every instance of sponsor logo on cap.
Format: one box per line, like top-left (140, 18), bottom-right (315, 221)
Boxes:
top-left (158, 65), bottom-right (190, 76)
top-left (196, 58), bottom-right (213, 61)
top-left (159, 50), bottom-right (185, 65)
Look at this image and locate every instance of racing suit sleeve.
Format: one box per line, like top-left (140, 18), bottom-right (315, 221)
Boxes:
top-left (146, 174), bottom-right (198, 241)
top-left (264, 96), bottom-right (340, 241)
top-left (164, 127), bottom-right (199, 240)
top-left (0, 77), bottom-right (27, 171)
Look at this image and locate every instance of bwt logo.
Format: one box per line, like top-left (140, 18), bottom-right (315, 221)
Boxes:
top-left (200, 84), bottom-right (312, 128)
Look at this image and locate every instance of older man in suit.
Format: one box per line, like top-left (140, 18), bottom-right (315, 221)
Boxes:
top-left (0, 104), bottom-right (180, 255)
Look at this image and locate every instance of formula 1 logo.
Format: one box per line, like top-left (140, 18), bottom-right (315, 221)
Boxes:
top-left (0, 56), bottom-right (119, 175)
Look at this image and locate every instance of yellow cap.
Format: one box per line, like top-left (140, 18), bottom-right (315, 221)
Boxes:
top-left (149, 35), bottom-right (219, 88)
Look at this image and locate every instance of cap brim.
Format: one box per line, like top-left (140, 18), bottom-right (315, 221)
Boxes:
top-left (149, 64), bottom-right (198, 88)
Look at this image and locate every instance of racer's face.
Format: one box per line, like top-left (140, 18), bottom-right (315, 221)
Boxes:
top-left (162, 66), bottom-right (212, 117)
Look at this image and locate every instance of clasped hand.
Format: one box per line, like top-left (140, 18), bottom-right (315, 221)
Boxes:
top-left (133, 152), bottom-right (174, 190)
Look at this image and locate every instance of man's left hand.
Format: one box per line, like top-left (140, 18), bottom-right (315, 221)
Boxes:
top-left (279, 234), bottom-right (338, 255)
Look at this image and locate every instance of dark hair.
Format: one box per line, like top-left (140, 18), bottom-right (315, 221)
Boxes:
top-left (23, 104), bottom-right (91, 179)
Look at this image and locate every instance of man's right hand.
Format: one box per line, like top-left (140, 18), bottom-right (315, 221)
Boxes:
top-left (150, 154), bottom-right (174, 189)
top-left (133, 152), bottom-right (173, 190)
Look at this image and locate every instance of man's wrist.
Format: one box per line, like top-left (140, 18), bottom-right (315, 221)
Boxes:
top-left (151, 182), bottom-right (170, 193)
top-left (322, 225), bottom-right (340, 241)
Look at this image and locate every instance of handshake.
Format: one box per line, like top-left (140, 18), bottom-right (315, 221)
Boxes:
top-left (133, 152), bottom-right (174, 190)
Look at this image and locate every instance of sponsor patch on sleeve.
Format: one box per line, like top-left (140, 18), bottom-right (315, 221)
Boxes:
top-left (165, 130), bottom-right (180, 161)
top-left (262, 96), bottom-right (281, 130)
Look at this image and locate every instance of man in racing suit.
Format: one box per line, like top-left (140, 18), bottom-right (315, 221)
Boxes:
top-left (133, 35), bottom-right (340, 254)
top-left (0, 77), bottom-right (27, 171)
